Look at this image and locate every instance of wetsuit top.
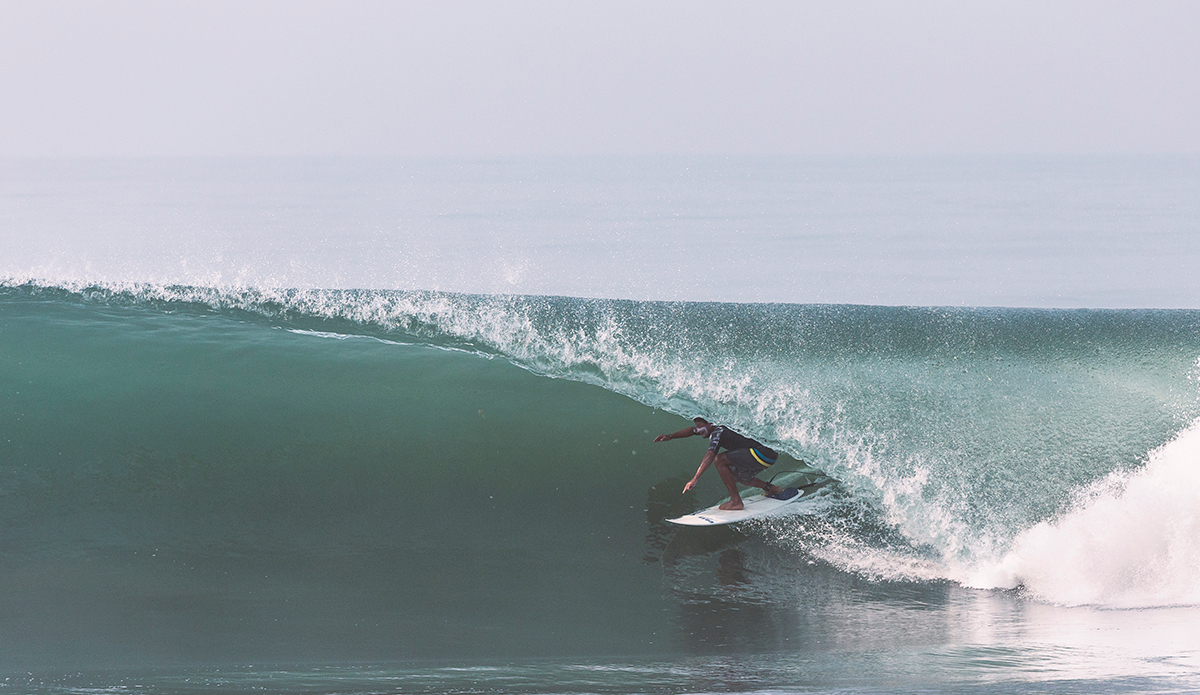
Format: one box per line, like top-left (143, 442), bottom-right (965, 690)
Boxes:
top-left (695, 425), bottom-right (778, 463)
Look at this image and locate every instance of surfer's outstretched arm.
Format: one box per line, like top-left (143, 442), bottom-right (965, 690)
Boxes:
top-left (654, 426), bottom-right (696, 443)
top-left (683, 450), bottom-right (716, 493)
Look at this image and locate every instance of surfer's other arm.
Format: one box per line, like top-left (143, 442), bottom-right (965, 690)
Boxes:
top-left (653, 426), bottom-right (698, 443)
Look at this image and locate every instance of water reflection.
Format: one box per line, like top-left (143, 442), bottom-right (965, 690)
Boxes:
top-left (641, 474), bottom-right (1200, 690)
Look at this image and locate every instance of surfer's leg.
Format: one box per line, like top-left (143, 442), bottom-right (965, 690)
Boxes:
top-left (726, 450), bottom-right (780, 497)
top-left (714, 454), bottom-right (745, 510)
top-left (723, 449), bottom-right (779, 497)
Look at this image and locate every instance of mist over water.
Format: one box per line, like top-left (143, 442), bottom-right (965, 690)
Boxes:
top-left (3, 155), bottom-right (1198, 307)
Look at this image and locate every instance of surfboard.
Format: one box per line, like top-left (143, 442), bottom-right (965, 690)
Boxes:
top-left (666, 482), bottom-right (822, 526)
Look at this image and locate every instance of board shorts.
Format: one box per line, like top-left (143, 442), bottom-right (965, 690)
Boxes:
top-left (724, 447), bottom-right (776, 483)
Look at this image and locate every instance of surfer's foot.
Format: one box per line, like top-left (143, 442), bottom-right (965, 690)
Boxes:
top-left (718, 500), bottom-right (744, 511)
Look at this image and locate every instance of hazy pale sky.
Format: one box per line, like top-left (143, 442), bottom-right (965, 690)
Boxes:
top-left (1, 0), bottom-right (1198, 157)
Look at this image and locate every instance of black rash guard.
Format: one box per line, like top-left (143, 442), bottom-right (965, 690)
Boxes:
top-left (698, 425), bottom-right (778, 462)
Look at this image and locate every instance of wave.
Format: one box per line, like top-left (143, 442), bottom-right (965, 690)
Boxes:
top-left (5, 278), bottom-right (1200, 609)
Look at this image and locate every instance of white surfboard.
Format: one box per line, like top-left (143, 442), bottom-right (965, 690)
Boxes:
top-left (666, 483), bottom-right (822, 526)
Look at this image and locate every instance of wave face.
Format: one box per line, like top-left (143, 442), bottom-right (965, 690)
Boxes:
top-left (3, 281), bottom-right (1200, 670)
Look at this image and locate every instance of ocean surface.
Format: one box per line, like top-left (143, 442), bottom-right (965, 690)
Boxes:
top-left (2, 157), bottom-right (1200, 694)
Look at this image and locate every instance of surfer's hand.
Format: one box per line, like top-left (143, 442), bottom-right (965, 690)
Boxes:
top-left (654, 434), bottom-right (670, 443)
top-left (682, 479), bottom-right (697, 494)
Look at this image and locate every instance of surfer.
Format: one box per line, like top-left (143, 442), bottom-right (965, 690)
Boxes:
top-left (653, 417), bottom-right (783, 510)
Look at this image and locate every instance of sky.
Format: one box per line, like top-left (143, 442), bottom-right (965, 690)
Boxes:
top-left (1, 0), bottom-right (1198, 158)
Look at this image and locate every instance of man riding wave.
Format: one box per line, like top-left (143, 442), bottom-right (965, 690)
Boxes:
top-left (653, 417), bottom-right (784, 510)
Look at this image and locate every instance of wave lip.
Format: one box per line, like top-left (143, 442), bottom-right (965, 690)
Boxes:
top-left (971, 418), bottom-right (1200, 608)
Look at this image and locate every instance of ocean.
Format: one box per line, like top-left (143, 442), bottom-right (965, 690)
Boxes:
top-left (2, 157), bottom-right (1199, 693)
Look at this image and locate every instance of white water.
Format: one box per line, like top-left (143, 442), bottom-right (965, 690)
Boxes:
top-left (969, 417), bottom-right (1200, 607)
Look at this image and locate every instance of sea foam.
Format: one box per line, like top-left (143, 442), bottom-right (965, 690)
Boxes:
top-left (970, 417), bottom-right (1200, 608)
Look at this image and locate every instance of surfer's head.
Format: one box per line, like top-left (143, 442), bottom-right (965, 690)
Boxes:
top-left (692, 417), bottom-right (713, 436)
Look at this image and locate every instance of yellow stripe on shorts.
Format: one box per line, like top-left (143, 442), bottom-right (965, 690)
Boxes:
top-left (750, 448), bottom-right (773, 467)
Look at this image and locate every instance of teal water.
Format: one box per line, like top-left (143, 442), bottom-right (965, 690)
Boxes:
top-left (3, 283), bottom-right (1200, 692)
